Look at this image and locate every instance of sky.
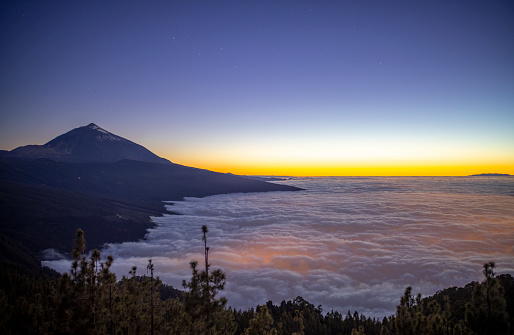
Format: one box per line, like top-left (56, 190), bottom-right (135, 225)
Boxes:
top-left (1, 0), bottom-right (513, 176)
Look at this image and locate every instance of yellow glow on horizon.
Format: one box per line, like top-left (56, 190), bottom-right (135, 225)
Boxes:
top-left (166, 157), bottom-right (514, 176)
top-left (156, 137), bottom-right (514, 177)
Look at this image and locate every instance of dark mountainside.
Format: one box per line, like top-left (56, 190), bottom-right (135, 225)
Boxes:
top-left (0, 123), bottom-right (302, 266)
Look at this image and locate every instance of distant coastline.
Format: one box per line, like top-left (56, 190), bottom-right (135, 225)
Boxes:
top-left (225, 173), bottom-right (292, 182)
top-left (241, 175), bottom-right (292, 182)
top-left (469, 173), bottom-right (512, 176)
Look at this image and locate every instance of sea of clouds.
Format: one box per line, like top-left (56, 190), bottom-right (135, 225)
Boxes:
top-left (44, 177), bottom-right (514, 317)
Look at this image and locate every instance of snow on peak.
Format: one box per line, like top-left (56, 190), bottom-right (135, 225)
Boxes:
top-left (87, 123), bottom-right (125, 142)
top-left (87, 123), bottom-right (110, 134)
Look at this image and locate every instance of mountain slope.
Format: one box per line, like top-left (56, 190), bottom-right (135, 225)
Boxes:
top-left (0, 123), bottom-right (302, 258)
top-left (0, 157), bottom-right (301, 255)
top-left (0, 158), bottom-right (301, 208)
top-left (6, 123), bottom-right (170, 164)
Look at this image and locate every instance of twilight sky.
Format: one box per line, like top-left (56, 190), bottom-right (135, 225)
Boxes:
top-left (1, 1), bottom-right (513, 176)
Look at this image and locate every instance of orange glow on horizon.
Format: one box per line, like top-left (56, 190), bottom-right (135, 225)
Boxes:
top-left (155, 134), bottom-right (514, 177)
top-left (166, 159), bottom-right (514, 177)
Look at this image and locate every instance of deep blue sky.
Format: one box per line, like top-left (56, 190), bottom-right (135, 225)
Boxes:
top-left (1, 1), bottom-right (513, 175)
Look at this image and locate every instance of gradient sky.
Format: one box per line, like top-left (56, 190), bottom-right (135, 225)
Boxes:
top-left (1, 1), bottom-right (513, 176)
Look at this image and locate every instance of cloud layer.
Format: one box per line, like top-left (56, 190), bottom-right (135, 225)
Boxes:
top-left (44, 177), bottom-right (514, 317)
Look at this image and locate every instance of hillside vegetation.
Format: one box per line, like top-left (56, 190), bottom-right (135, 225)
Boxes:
top-left (1, 228), bottom-right (512, 335)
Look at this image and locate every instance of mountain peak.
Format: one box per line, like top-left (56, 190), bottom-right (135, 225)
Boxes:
top-left (7, 123), bottom-right (170, 164)
top-left (57, 123), bottom-right (126, 143)
top-left (86, 123), bottom-right (109, 134)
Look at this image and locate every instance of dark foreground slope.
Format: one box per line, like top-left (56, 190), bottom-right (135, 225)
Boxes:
top-left (0, 157), bottom-right (301, 257)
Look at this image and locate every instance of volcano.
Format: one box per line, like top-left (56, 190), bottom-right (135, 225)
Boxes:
top-left (5, 123), bottom-right (170, 164)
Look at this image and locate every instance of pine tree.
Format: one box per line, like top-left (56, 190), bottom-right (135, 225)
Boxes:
top-left (182, 225), bottom-right (236, 335)
top-left (465, 262), bottom-right (509, 335)
top-left (351, 325), bottom-right (366, 335)
top-left (56, 229), bottom-right (119, 335)
top-left (98, 255), bottom-right (116, 335)
top-left (393, 286), bottom-right (416, 335)
top-left (244, 305), bottom-right (277, 335)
